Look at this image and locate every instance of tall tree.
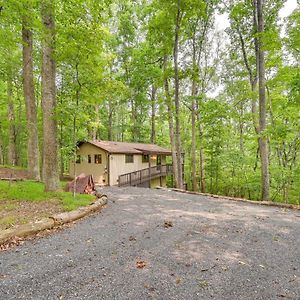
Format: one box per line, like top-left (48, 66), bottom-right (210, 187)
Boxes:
top-left (228, 0), bottom-right (276, 200)
top-left (163, 55), bottom-right (179, 187)
top-left (41, 0), bottom-right (60, 191)
top-left (173, 0), bottom-right (184, 189)
top-left (150, 84), bottom-right (157, 144)
top-left (256, 0), bottom-right (269, 200)
top-left (7, 73), bottom-right (17, 165)
top-left (22, 9), bottom-right (40, 180)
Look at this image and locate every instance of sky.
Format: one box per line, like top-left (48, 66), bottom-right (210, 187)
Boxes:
top-left (215, 0), bottom-right (298, 31)
top-left (280, 0), bottom-right (298, 18)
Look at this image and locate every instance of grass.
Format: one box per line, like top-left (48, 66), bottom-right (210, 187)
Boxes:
top-left (0, 180), bottom-right (94, 211)
top-left (0, 216), bottom-right (17, 227)
top-left (0, 164), bottom-right (26, 170)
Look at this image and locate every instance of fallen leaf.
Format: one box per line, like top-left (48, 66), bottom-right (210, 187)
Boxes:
top-left (164, 220), bottom-right (173, 228)
top-left (136, 260), bottom-right (146, 269)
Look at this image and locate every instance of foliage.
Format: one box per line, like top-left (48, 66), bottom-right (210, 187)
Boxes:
top-left (0, 0), bottom-right (299, 204)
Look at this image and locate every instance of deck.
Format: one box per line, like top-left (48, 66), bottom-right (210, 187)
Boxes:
top-left (118, 164), bottom-right (173, 187)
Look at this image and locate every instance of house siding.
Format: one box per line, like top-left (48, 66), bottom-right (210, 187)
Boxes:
top-left (109, 154), bottom-right (149, 186)
top-left (69, 142), bottom-right (168, 187)
top-left (69, 143), bottom-right (108, 184)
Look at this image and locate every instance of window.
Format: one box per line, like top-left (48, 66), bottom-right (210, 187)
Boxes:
top-left (142, 154), bottom-right (149, 163)
top-left (125, 154), bottom-right (134, 163)
top-left (88, 155), bottom-right (91, 164)
top-left (94, 154), bottom-right (102, 164)
top-left (76, 155), bottom-right (81, 164)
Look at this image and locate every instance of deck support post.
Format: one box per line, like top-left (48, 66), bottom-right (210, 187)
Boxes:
top-left (148, 158), bottom-right (151, 188)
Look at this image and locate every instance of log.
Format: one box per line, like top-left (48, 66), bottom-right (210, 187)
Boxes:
top-left (0, 178), bottom-right (23, 181)
top-left (52, 195), bottom-right (107, 225)
top-left (158, 187), bottom-right (300, 211)
top-left (0, 195), bottom-right (108, 246)
top-left (0, 218), bottom-right (55, 245)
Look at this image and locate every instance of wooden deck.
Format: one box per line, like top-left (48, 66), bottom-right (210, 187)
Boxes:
top-left (118, 164), bottom-right (173, 187)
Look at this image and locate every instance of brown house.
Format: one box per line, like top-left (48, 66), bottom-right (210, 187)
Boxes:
top-left (69, 140), bottom-right (173, 188)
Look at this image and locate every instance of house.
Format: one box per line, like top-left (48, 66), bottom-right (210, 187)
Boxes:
top-left (69, 140), bottom-right (173, 188)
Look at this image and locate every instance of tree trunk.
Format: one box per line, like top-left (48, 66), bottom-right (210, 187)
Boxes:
top-left (173, 2), bottom-right (183, 189)
top-left (7, 75), bottom-right (17, 166)
top-left (197, 108), bottom-right (206, 193)
top-left (130, 98), bottom-right (138, 142)
top-left (238, 2), bottom-right (269, 200)
top-left (59, 120), bottom-right (64, 177)
top-left (163, 56), bottom-right (178, 188)
top-left (199, 142), bottom-right (206, 193)
top-left (150, 85), bottom-right (156, 144)
top-left (191, 81), bottom-right (197, 191)
top-left (92, 104), bottom-right (99, 140)
top-left (191, 31), bottom-right (198, 192)
top-left (257, 0), bottom-right (270, 201)
top-left (22, 19), bottom-right (40, 180)
top-left (0, 122), bottom-right (4, 164)
top-left (41, 0), bottom-right (60, 192)
top-left (108, 98), bottom-right (113, 141)
top-left (239, 103), bottom-right (245, 155)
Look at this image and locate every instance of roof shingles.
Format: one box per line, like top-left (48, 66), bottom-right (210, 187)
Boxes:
top-left (84, 140), bottom-right (172, 155)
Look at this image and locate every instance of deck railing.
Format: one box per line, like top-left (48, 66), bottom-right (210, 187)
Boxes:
top-left (118, 164), bottom-right (173, 187)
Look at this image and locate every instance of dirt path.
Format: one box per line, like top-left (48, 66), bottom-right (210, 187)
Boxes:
top-left (0, 187), bottom-right (299, 299)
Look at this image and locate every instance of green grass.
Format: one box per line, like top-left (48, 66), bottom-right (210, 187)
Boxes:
top-left (0, 164), bottom-right (26, 170)
top-left (0, 180), bottom-right (94, 211)
top-left (61, 193), bottom-right (94, 211)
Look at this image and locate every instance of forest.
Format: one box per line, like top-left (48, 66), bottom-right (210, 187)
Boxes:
top-left (0, 0), bottom-right (299, 204)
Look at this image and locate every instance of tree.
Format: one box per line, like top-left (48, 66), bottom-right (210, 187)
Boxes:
top-left (22, 5), bottom-right (40, 180)
top-left (41, 0), bottom-right (60, 191)
top-left (256, 0), bottom-right (269, 200)
top-left (7, 73), bottom-right (18, 166)
top-left (227, 0), bottom-right (283, 201)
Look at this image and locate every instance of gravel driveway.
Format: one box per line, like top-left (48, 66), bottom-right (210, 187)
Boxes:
top-left (0, 187), bottom-right (299, 300)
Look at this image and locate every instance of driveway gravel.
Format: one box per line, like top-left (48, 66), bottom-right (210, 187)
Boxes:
top-left (0, 187), bottom-right (299, 300)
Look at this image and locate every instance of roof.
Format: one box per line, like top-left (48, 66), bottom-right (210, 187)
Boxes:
top-left (78, 140), bottom-right (172, 155)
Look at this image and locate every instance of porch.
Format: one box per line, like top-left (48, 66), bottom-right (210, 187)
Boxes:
top-left (118, 164), bottom-right (173, 187)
